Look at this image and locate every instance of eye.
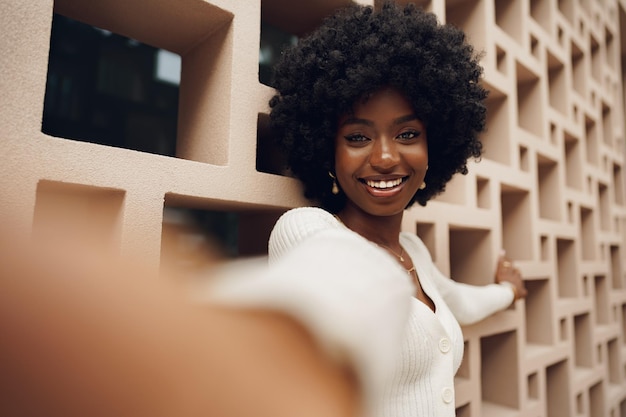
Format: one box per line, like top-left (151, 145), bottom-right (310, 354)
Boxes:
top-left (344, 133), bottom-right (370, 143)
top-left (397, 130), bottom-right (421, 140)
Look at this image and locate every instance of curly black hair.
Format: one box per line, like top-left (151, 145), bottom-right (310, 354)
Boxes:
top-left (269, 2), bottom-right (488, 213)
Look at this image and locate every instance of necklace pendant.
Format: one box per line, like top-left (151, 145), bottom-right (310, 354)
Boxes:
top-left (399, 255), bottom-right (404, 262)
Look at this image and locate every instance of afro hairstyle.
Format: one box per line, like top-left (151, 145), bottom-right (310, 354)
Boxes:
top-left (269, 2), bottom-right (488, 213)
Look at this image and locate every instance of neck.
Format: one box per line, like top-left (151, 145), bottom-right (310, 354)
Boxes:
top-left (336, 205), bottom-right (404, 249)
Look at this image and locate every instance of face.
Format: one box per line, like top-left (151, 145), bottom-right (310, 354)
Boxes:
top-left (334, 86), bottom-right (428, 218)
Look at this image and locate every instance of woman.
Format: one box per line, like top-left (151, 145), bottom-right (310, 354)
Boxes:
top-left (264, 3), bottom-right (527, 416)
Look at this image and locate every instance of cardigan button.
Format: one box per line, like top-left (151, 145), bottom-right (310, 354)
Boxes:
top-left (442, 387), bottom-right (454, 404)
top-left (439, 337), bottom-right (451, 353)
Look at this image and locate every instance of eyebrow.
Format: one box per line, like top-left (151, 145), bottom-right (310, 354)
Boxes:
top-left (339, 114), bottom-right (419, 128)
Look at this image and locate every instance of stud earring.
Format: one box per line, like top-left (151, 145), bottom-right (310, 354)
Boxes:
top-left (328, 172), bottom-right (339, 195)
top-left (419, 165), bottom-right (428, 190)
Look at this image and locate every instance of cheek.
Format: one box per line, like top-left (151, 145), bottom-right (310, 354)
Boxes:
top-left (334, 156), bottom-right (351, 185)
top-left (334, 146), bottom-right (359, 173)
top-left (406, 145), bottom-right (428, 167)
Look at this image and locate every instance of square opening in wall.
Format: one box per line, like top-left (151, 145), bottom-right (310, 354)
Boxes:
top-left (43, 14), bottom-right (179, 157)
top-left (256, 112), bottom-right (288, 175)
top-left (495, 0), bottom-right (523, 45)
top-left (605, 27), bottom-right (616, 69)
top-left (607, 338), bottom-right (621, 384)
top-left (500, 185), bottom-right (532, 260)
top-left (602, 102), bottom-right (613, 147)
top-left (456, 341), bottom-right (470, 380)
top-left (259, 21), bottom-right (297, 87)
top-left (530, 0), bottom-right (550, 31)
top-left (598, 182), bottom-right (610, 231)
top-left (49, 0), bottom-right (235, 166)
top-left (162, 206), bottom-right (240, 264)
top-left (622, 305), bottom-right (626, 346)
top-left (416, 222), bottom-right (436, 261)
top-left (557, 0), bottom-right (574, 24)
top-left (527, 372), bottom-right (539, 400)
top-left (564, 131), bottom-right (583, 190)
top-left (573, 313), bottom-right (593, 368)
top-left (576, 392), bottom-right (584, 414)
top-left (525, 279), bottom-right (553, 345)
top-left (476, 176), bottom-right (491, 209)
top-left (571, 40), bottom-right (586, 97)
top-left (590, 35), bottom-right (601, 82)
top-left (261, 0), bottom-right (355, 40)
top-left (579, 206), bottom-right (596, 260)
top-left (482, 83), bottom-right (510, 165)
top-left (540, 235), bottom-right (549, 261)
top-left (567, 201), bottom-right (573, 224)
top-left (559, 317), bottom-right (568, 341)
top-left (556, 237), bottom-right (578, 297)
top-left (610, 245), bottom-right (624, 289)
top-left (549, 123), bottom-right (558, 145)
top-left (162, 199), bottom-right (284, 266)
top-left (516, 62), bottom-right (543, 138)
top-left (547, 51), bottom-right (567, 115)
top-left (495, 44), bottom-right (507, 74)
top-left (613, 163), bottom-right (624, 205)
top-left (546, 360), bottom-right (571, 417)
top-left (33, 180), bottom-right (125, 250)
top-left (449, 226), bottom-right (491, 285)
top-left (537, 154), bottom-right (561, 221)
top-left (530, 34), bottom-right (540, 59)
top-left (480, 330), bottom-right (519, 409)
top-left (585, 115), bottom-right (600, 166)
top-left (455, 403), bottom-right (470, 417)
top-left (518, 146), bottom-right (529, 172)
top-left (446, 0), bottom-right (486, 51)
top-left (557, 26), bottom-right (565, 47)
top-left (589, 381), bottom-right (605, 417)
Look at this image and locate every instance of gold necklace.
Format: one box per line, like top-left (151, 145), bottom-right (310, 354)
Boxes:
top-left (333, 214), bottom-right (415, 275)
top-left (378, 243), bottom-right (416, 276)
top-left (378, 243), bottom-right (405, 262)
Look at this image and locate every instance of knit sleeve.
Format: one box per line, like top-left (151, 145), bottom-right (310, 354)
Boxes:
top-left (401, 233), bottom-right (514, 325)
top-left (268, 207), bottom-right (343, 264)
top-left (199, 228), bottom-right (414, 409)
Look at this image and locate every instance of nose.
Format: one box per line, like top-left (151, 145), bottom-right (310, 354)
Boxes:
top-left (369, 137), bottom-right (399, 171)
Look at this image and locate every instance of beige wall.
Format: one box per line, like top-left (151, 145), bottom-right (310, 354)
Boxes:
top-left (2, 0), bottom-right (626, 415)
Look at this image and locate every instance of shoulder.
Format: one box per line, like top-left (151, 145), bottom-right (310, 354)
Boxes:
top-left (269, 207), bottom-right (344, 262)
top-left (275, 207), bottom-right (340, 230)
top-left (272, 207), bottom-right (342, 240)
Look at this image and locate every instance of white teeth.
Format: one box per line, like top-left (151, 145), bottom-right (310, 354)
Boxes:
top-left (366, 178), bottom-right (403, 189)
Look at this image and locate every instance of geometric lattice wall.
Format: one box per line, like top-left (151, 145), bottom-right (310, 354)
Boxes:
top-left (1, 0), bottom-right (626, 416)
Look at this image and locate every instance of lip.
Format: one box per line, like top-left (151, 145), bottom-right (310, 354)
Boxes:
top-left (359, 176), bottom-right (409, 197)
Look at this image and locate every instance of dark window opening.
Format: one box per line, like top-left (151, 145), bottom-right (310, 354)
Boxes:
top-left (259, 21), bottom-right (297, 87)
top-left (42, 14), bottom-right (180, 156)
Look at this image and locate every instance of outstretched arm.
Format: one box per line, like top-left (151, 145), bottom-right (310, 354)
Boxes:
top-left (0, 233), bottom-right (360, 417)
top-left (402, 234), bottom-right (527, 325)
top-left (433, 252), bottom-right (527, 325)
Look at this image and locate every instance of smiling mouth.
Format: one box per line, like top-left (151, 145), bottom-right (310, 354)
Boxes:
top-left (363, 177), bottom-right (407, 189)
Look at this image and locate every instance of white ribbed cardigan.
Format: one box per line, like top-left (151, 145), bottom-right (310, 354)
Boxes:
top-left (208, 207), bottom-right (514, 417)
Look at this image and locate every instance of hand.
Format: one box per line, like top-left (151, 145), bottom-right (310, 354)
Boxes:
top-left (495, 251), bottom-right (527, 302)
top-left (0, 230), bottom-right (360, 417)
